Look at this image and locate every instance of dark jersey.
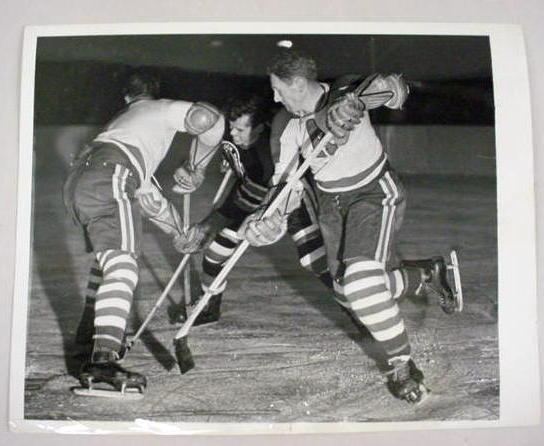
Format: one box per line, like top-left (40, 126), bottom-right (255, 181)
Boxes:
top-left (217, 130), bottom-right (275, 221)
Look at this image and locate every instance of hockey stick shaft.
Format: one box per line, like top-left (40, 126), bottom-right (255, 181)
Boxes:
top-left (173, 131), bottom-right (336, 341)
top-left (212, 168), bottom-right (234, 206)
top-left (128, 253), bottom-right (191, 349)
top-left (128, 166), bottom-right (236, 352)
top-left (183, 194), bottom-right (192, 306)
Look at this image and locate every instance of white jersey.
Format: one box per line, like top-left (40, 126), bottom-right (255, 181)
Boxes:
top-left (271, 84), bottom-right (387, 194)
top-left (95, 98), bottom-right (193, 188)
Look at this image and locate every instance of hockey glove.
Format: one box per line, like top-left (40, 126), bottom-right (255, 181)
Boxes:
top-left (324, 92), bottom-right (366, 145)
top-left (173, 161), bottom-right (205, 194)
top-left (238, 209), bottom-right (287, 247)
top-left (174, 223), bottom-right (211, 253)
top-left (137, 183), bottom-right (183, 238)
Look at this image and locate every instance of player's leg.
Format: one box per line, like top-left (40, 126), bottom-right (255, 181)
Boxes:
top-left (287, 202), bottom-right (332, 289)
top-left (79, 248), bottom-right (146, 393)
top-left (193, 226), bottom-right (242, 325)
top-left (326, 172), bottom-right (427, 403)
top-left (72, 158), bottom-right (145, 393)
top-left (75, 258), bottom-right (102, 346)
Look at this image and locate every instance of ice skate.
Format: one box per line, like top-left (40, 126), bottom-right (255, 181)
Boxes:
top-left (385, 358), bottom-right (429, 404)
top-left (167, 301), bottom-right (188, 324)
top-left (192, 294), bottom-right (222, 326)
top-left (401, 249), bottom-right (463, 314)
top-left (73, 351), bottom-right (146, 400)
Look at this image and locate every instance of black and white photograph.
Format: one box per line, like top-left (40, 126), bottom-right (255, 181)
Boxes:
top-left (8, 22), bottom-right (539, 433)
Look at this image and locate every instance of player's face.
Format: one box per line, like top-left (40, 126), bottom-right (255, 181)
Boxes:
top-left (270, 74), bottom-right (304, 116)
top-left (229, 114), bottom-right (254, 149)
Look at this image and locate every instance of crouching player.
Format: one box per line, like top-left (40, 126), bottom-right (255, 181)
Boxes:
top-left (239, 50), bottom-right (462, 404)
top-left (63, 70), bottom-right (224, 396)
top-left (173, 96), bottom-right (334, 325)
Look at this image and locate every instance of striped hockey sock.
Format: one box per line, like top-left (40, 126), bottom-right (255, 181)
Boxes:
top-left (201, 227), bottom-right (241, 294)
top-left (291, 222), bottom-right (329, 279)
top-left (92, 250), bottom-right (138, 354)
top-left (75, 258), bottom-right (103, 345)
top-left (334, 259), bottom-right (411, 358)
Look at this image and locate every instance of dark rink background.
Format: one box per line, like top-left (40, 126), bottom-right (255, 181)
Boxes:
top-left (25, 33), bottom-right (497, 422)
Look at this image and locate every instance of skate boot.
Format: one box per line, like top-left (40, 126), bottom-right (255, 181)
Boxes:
top-left (401, 250), bottom-right (463, 314)
top-left (193, 294), bottom-right (222, 326)
top-left (385, 357), bottom-right (429, 404)
top-left (167, 301), bottom-right (188, 324)
top-left (76, 350), bottom-right (146, 398)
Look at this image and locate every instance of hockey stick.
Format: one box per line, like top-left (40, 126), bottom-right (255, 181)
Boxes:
top-left (173, 130), bottom-right (337, 373)
top-left (212, 168), bottom-right (234, 207)
top-left (124, 253), bottom-right (191, 353)
top-left (123, 173), bottom-right (230, 356)
top-left (182, 194), bottom-right (192, 306)
top-left (172, 76), bottom-right (384, 373)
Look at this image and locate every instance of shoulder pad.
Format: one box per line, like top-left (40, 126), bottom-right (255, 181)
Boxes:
top-left (185, 102), bottom-right (221, 135)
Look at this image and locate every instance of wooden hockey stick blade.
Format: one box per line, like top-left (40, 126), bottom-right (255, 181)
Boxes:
top-left (174, 336), bottom-right (195, 374)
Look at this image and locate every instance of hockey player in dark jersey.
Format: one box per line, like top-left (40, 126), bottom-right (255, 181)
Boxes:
top-left (173, 96), bottom-right (274, 324)
top-left (174, 96), bottom-right (333, 325)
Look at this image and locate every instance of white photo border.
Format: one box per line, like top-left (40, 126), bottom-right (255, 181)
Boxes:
top-left (9, 21), bottom-right (540, 434)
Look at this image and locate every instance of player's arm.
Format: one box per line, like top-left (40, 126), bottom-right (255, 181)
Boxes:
top-left (173, 102), bottom-right (226, 193)
top-left (359, 73), bottom-right (409, 110)
top-left (173, 209), bottom-right (233, 254)
top-left (314, 73), bottom-right (408, 149)
top-left (137, 183), bottom-right (182, 238)
top-left (238, 113), bottom-right (302, 247)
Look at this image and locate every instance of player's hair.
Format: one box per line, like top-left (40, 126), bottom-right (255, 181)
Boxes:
top-left (123, 69), bottom-right (160, 101)
top-left (227, 95), bottom-right (270, 128)
top-left (267, 49), bottom-right (318, 83)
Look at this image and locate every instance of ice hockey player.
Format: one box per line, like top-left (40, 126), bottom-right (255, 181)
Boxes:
top-left (238, 50), bottom-right (462, 404)
top-left (63, 69), bottom-right (225, 396)
top-left (173, 94), bottom-right (339, 325)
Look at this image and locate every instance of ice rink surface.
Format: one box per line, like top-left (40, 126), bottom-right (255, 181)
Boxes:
top-left (24, 156), bottom-right (498, 423)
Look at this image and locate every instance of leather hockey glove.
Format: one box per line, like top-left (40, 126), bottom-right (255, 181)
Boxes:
top-left (173, 210), bottom-right (232, 253)
top-left (238, 209), bottom-right (287, 247)
top-left (137, 184), bottom-right (183, 238)
top-left (325, 92), bottom-right (366, 146)
top-left (174, 223), bottom-right (211, 253)
top-left (173, 161), bottom-right (205, 194)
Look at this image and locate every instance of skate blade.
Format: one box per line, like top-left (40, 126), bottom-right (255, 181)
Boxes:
top-left (446, 249), bottom-right (463, 312)
top-left (414, 384), bottom-right (431, 405)
top-left (404, 383), bottom-right (431, 406)
top-left (72, 387), bottom-right (144, 400)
